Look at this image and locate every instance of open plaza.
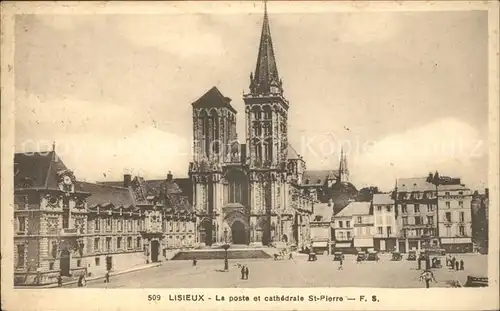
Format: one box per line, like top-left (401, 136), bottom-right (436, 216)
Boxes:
top-left (64, 252), bottom-right (487, 289)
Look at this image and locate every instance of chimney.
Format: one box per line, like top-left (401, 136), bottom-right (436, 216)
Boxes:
top-left (123, 174), bottom-right (131, 188)
top-left (167, 171), bottom-right (173, 182)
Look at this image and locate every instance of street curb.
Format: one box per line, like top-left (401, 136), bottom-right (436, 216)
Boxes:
top-left (17, 263), bottom-right (162, 289)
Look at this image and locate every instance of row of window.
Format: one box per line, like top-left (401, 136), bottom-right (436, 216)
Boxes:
top-left (375, 215), bottom-right (395, 225)
top-left (375, 205), bottom-right (393, 212)
top-left (376, 226), bottom-right (393, 235)
top-left (444, 211), bottom-right (466, 223)
top-left (92, 236), bottom-right (142, 252)
top-left (93, 218), bottom-right (144, 233)
top-left (163, 221), bottom-right (192, 233)
top-left (443, 225), bottom-right (467, 237)
top-left (400, 203), bottom-right (436, 214)
top-left (355, 227), bottom-right (373, 236)
top-left (402, 215), bottom-right (434, 226)
top-left (400, 228), bottom-right (436, 238)
top-left (336, 231), bottom-right (352, 240)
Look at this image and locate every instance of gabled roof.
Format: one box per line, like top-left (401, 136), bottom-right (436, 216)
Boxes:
top-left (302, 170), bottom-right (339, 186)
top-left (335, 202), bottom-right (371, 217)
top-left (372, 193), bottom-right (394, 205)
top-left (14, 151), bottom-right (69, 189)
top-left (311, 202), bottom-right (334, 222)
top-left (397, 177), bottom-right (435, 192)
top-left (175, 178), bottom-right (193, 203)
top-left (287, 143), bottom-right (300, 160)
top-left (75, 181), bottom-right (134, 209)
top-left (191, 86), bottom-right (236, 114)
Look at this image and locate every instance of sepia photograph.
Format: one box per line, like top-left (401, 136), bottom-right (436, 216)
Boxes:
top-left (1, 1), bottom-right (499, 310)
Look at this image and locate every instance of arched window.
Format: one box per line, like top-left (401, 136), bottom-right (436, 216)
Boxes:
top-left (263, 106), bottom-right (272, 120)
top-left (226, 170), bottom-right (248, 205)
top-left (199, 110), bottom-right (209, 157)
top-left (210, 110), bottom-right (219, 155)
top-left (252, 106), bottom-right (261, 120)
top-left (253, 138), bottom-right (263, 163)
top-left (264, 138), bottom-right (272, 162)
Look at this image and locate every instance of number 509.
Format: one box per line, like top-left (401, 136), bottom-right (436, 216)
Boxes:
top-left (148, 295), bottom-right (161, 301)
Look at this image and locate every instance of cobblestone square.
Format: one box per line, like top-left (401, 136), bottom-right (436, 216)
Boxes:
top-left (66, 253), bottom-right (487, 288)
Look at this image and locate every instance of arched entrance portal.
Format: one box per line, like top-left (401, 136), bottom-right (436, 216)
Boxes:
top-left (151, 240), bottom-right (159, 262)
top-left (231, 221), bottom-right (247, 245)
top-left (199, 220), bottom-right (213, 246)
top-left (60, 249), bottom-right (70, 276)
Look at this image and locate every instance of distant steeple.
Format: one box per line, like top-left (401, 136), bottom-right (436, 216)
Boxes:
top-left (249, 0), bottom-right (283, 96)
top-left (338, 147), bottom-right (349, 183)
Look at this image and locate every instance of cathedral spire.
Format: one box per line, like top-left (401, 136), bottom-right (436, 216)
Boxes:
top-left (338, 147), bottom-right (349, 183)
top-left (250, 0), bottom-right (283, 96)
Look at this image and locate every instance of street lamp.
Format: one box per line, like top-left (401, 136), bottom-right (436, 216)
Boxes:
top-left (222, 228), bottom-right (230, 271)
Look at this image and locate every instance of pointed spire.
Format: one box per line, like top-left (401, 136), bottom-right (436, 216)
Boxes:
top-left (338, 147), bottom-right (349, 183)
top-left (250, 0), bottom-right (282, 96)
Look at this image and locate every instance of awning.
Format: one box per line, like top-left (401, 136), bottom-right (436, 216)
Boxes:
top-left (441, 237), bottom-right (472, 244)
top-left (335, 243), bottom-right (351, 248)
top-left (312, 241), bottom-right (328, 248)
top-left (354, 238), bottom-right (374, 247)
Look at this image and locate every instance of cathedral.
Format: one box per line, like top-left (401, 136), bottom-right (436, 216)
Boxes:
top-left (188, 4), bottom-right (355, 248)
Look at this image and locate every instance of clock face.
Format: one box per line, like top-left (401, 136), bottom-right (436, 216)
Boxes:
top-left (63, 176), bottom-right (72, 185)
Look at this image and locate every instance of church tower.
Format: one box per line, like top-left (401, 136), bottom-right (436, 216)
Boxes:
top-left (338, 148), bottom-right (350, 183)
top-left (244, 2), bottom-right (289, 246)
top-left (244, 1), bottom-right (288, 168)
top-left (189, 86), bottom-right (238, 246)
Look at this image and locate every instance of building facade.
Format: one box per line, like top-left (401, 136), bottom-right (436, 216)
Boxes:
top-left (333, 202), bottom-right (372, 253)
top-left (14, 150), bottom-right (90, 285)
top-left (188, 5), bottom-right (316, 249)
top-left (352, 203), bottom-right (375, 251)
top-left (372, 193), bottom-right (398, 252)
top-left (14, 149), bottom-right (196, 285)
top-left (437, 180), bottom-right (473, 253)
top-left (395, 176), bottom-right (439, 253)
top-left (309, 201), bottom-right (334, 255)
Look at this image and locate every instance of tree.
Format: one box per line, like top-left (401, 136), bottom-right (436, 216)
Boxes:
top-left (356, 186), bottom-right (380, 202)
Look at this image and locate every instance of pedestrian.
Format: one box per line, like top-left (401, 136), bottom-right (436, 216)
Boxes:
top-left (77, 275), bottom-right (84, 287)
top-left (57, 274), bottom-right (63, 287)
top-left (460, 259), bottom-right (464, 271)
top-left (244, 266), bottom-right (249, 280)
top-left (192, 258), bottom-right (197, 267)
top-left (420, 269), bottom-right (437, 288)
top-left (338, 257), bottom-right (343, 270)
top-left (455, 260), bottom-right (459, 271)
top-left (240, 265), bottom-right (245, 280)
top-left (289, 252), bottom-right (293, 260)
top-left (105, 270), bottom-right (110, 283)
top-left (417, 259), bottom-right (421, 270)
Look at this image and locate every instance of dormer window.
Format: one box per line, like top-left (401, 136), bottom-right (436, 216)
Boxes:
top-left (305, 179), bottom-right (310, 184)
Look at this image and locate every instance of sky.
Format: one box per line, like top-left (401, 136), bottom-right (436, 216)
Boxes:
top-left (14, 6), bottom-right (489, 191)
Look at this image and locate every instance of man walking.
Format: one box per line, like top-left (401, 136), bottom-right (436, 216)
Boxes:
top-left (420, 270), bottom-right (437, 288)
top-left (460, 259), bottom-right (464, 271)
top-left (244, 266), bottom-right (249, 280)
top-left (338, 256), bottom-right (343, 270)
top-left (240, 265), bottom-right (245, 280)
top-left (57, 274), bottom-right (63, 287)
top-left (104, 270), bottom-right (110, 284)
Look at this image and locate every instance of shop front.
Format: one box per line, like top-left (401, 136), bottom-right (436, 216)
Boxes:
top-left (354, 237), bottom-right (374, 252)
top-left (440, 237), bottom-right (473, 253)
